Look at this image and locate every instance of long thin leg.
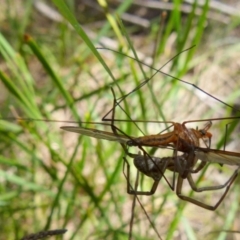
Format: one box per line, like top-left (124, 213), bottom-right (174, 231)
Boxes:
top-left (124, 157), bottom-right (162, 239)
top-left (190, 160), bottom-right (207, 173)
top-left (176, 168), bottom-right (239, 210)
top-left (187, 167), bottom-right (239, 192)
top-left (123, 156), bottom-right (160, 195)
top-left (128, 170), bottom-right (139, 240)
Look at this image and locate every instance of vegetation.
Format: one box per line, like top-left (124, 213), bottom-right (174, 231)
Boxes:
top-left (0, 0), bottom-right (240, 239)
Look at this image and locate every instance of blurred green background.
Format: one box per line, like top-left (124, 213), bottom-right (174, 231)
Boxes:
top-left (0, 0), bottom-right (240, 239)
